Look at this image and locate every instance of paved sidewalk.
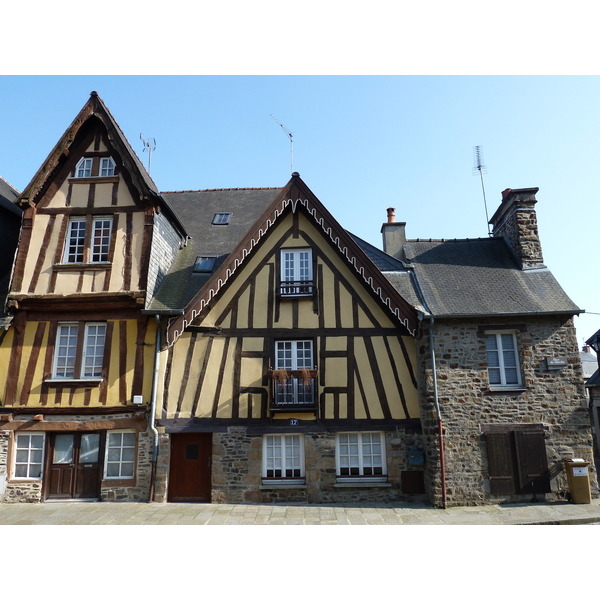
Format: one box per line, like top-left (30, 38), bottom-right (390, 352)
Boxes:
top-left (2, 498), bottom-right (600, 525)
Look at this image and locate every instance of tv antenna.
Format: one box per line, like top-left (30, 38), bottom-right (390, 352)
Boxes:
top-left (473, 145), bottom-right (491, 236)
top-left (271, 114), bottom-right (294, 174)
top-left (140, 134), bottom-right (156, 174)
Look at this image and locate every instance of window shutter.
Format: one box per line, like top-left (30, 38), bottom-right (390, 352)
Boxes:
top-left (485, 432), bottom-right (516, 495)
top-left (514, 430), bottom-right (551, 494)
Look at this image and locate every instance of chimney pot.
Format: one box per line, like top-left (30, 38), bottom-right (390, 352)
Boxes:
top-left (501, 188), bottom-right (512, 200)
top-left (387, 207), bottom-right (396, 223)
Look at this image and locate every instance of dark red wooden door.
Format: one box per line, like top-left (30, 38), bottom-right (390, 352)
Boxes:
top-left (45, 433), bottom-right (103, 500)
top-left (168, 433), bottom-right (212, 502)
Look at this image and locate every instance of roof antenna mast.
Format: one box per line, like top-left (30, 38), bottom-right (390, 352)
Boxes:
top-left (473, 145), bottom-right (491, 236)
top-left (271, 114), bottom-right (294, 174)
top-left (140, 134), bottom-right (156, 174)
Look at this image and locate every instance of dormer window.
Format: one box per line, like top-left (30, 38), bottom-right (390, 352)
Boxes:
top-left (100, 157), bottom-right (116, 177)
top-left (212, 212), bottom-right (232, 225)
top-left (194, 255), bottom-right (216, 273)
top-left (76, 157), bottom-right (93, 178)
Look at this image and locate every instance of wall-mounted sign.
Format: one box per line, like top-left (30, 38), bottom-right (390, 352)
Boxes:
top-left (546, 357), bottom-right (568, 370)
top-left (289, 419), bottom-right (299, 426)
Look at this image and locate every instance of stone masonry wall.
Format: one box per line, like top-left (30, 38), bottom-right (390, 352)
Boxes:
top-left (417, 315), bottom-right (597, 507)
top-left (210, 426), bottom-right (426, 505)
top-left (0, 418), bottom-right (153, 503)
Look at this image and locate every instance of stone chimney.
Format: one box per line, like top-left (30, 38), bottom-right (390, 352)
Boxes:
top-left (489, 187), bottom-right (544, 269)
top-left (381, 207), bottom-right (406, 261)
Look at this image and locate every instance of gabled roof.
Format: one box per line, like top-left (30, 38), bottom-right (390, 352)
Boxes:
top-left (15, 92), bottom-right (186, 236)
top-left (163, 174), bottom-right (419, 345)
top-left (402, 237), bottom-right (580, 318)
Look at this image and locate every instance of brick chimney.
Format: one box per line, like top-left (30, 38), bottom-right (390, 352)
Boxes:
top-left (381, 207), bottom-right (406, 261)
top-left (489, 187), bottom-right (544, 269)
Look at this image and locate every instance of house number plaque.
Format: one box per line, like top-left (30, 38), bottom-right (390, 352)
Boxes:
top-left (289, 419), bottom-right (299, 426)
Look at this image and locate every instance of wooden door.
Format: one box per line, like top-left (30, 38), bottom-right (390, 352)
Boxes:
top-left (168, 433), bottom-right (212, 502)
top-left (45, 433), bottom-right (103, 500)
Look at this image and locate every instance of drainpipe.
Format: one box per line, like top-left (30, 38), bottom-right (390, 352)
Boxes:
top-left (148, 314), bottom-right (161, 502)
top-left (428, 316), bottom-right (447, 509)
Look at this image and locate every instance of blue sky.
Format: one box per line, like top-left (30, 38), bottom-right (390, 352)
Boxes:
top-left (1, 75), bottom-right (598, 346)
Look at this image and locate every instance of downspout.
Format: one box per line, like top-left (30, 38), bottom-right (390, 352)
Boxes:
top-left (148, 314), bottom-right (161, 502)
top-left (427, 315), bottom-right (447, 509)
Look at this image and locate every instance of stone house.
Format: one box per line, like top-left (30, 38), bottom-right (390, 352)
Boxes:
top-left (0, 92), bottom-right (594, 507)
top-left (375, 188), bottom-right (595, 506)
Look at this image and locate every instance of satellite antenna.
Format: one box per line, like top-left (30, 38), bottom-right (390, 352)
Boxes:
top-left (473, 145), bottom-right (491, 236)
top-left (271, 114), bottom-right (294, 174)
top-left (140, 134), bottom-right (156, 174)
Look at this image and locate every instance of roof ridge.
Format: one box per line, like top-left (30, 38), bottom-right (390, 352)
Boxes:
top-left (161, 187), bottom-right (283, 194)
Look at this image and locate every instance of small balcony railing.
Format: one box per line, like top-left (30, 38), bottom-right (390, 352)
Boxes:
top-left (269, 369), bottom-right (318, 410)
top-left (279, 280), bottom-right (315, 297)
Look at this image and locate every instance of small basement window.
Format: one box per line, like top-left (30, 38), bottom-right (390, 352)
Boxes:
top-left (212, 212), bottom-right (232, 225)
top-left (194, 256), bottom-right (216, 273)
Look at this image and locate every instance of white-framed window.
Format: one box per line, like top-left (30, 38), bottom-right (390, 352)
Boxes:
top-left (62, 216), bottom-right (113, 264)
top-left (280, 248), bottom-right (313, 296)
top-left (75, 157), bottom-right (93, 178)
top-left (99, 157), bottom-right (116, 177)
top-left (273, 340), bottom-right (315, 406)
top-left (74, 156), bottom-right (116, 178)
top-left (262, 434), bottom-right (304, 481)
top-left (52, 322), bottom-right (106, 380)
top-left (486, 331), bottom-right (522, 388)
top-left (336, 432), bottom-right (387, 481)
top-left (212, 212), bottom-right (232, 225)
top-left (13, 433), bottom-right (45, 479)
top-left (91, 217), bottom-right (112, 262)
top-left (104, 431), bottom-right (136, 479)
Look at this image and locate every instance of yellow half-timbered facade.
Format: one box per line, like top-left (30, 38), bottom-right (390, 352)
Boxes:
top-left (0, 93), bottom-right (185, 502)
top-left (153, 176), bottom-right (424, 504)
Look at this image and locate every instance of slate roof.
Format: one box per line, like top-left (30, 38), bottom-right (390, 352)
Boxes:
top-left (149, 188), bottom-right (282, 311)
top-left (402, 238), bottom-right (580, 318)
top-left (580, 350), bottom-right (598, 380)
top-left (353, 233), bottom-right (580, 319)
top-left (0, 177), bottom-right (19, 212)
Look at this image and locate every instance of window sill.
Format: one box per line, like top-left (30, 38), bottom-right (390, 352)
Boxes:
top-left (335, 480), bottom-right (390, 488)
top-left (53, 262), bottom-right (111, 271)
top-left (261, 481), bottom-right (306, 489)
top-left (485, 387), bottom-right (527, 394)
top-left (68, 176), bottom-right (119, 184)
top-left (44, 378), bottom-right (103, 388)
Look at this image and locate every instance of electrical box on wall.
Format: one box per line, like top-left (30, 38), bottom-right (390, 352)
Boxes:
top-left (132, 395), bottom-right (143, 405)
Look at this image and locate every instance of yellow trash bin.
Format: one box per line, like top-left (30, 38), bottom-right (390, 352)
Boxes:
top-left (564, 459), bottom-right (592, 504)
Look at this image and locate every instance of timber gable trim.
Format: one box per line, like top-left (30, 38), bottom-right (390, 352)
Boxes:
top-left (166, 174), bottom-right (419, 345)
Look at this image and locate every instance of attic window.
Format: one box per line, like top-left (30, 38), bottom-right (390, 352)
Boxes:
top-left (212, 212), bottom-right (232, 225)
top-left (100, 157), bottom-right (116, 177)
top-left (75, 157), bottom-right (93, 178)
top-left (194, 256), bottom-right (216, 273)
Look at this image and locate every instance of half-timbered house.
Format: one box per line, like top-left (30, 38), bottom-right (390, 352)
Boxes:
top-left (0, 93), bottom-right (186, 502)
top-left (150, 176), bottom-right (425, 504)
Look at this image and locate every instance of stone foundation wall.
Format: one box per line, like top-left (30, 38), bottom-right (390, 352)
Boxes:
top-left (101, 430), bottom-right (153, 502)
top-left (418, 315), bottom-right (597, 507)
top-left (0, 418), bottom-right (153, 503)
top-left (209, 426), bottom-right (426, 505)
